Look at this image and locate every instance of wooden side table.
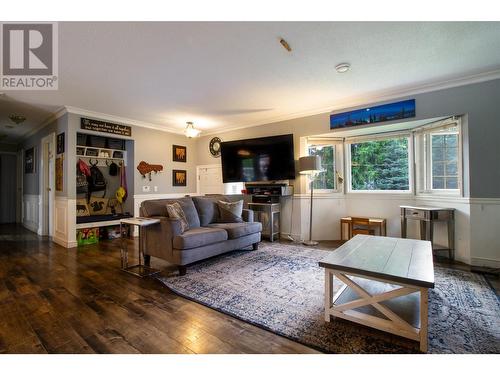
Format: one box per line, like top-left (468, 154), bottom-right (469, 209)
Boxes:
top-left (340, 216), bottom-right (387, 241)
top-left (120, 217), bottom-right (161, 277)
top-left (400, 205), bottom-right (455, 260)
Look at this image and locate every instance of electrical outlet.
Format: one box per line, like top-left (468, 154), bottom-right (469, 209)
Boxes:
top-left (154, 186), bottom-right (158, 192)
top-left (142, 185), bottom-right (150, 192)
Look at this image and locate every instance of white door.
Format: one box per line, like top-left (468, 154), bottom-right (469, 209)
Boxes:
top-left (40, 133), bottom-right (55, 236)
top-left (197, 165), bottom-right (224, 195)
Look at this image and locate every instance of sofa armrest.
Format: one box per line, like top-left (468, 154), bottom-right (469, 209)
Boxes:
top-left (242, 209), bottom-right (254, 223)
top-left (143, 216), bottom-right (183, 261)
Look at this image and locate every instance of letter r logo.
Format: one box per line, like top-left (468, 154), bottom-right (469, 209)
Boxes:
top-left (2, 23), bottom-right (53, 75)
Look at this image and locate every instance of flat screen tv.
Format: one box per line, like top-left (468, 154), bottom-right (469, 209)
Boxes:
top-left (220, 134), bottom-right (296, 183)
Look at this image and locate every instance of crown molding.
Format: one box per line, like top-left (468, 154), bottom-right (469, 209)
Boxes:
top-left (19, 106), bottom-right (67, 141)
top-left (201, 69), bottom-right (500, 137)
top-left (64, 106), bottom-right (186, 135)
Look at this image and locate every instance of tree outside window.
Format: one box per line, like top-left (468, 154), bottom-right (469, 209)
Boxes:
top-left (350, 137), bottom-right (409, 191)
top-left (308, 145), bottom-right (335, 190)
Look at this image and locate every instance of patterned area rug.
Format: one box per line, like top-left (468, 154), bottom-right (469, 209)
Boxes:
top-left (156, 242), bottom-right (500, 353)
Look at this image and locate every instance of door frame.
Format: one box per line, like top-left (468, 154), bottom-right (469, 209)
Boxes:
top-left (16, 149), bottom-right (23, 223)
top-left (0, 150), bottom-right (20, 223)
top-left (40, 133), bottom-right (56, 236)
top-left (196, 164), bottom-right (223, 195)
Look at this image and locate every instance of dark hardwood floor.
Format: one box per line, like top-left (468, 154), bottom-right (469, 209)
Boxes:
top-left (0, 224), bottom-right (497, 354)
top-left (0, 224), bottom-right (318, 354)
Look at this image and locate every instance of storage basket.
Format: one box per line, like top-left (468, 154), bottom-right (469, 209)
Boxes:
top-left (88, 135), bottom-right (107, 148)
top-left (107, 138), bottom-right (125, 150)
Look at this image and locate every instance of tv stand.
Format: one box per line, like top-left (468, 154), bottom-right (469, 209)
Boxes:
top-left (245, 183), bottom-right (293, 203)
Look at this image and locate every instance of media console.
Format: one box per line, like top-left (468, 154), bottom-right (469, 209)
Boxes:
top-left (245, 183), bottom-right (293, 203)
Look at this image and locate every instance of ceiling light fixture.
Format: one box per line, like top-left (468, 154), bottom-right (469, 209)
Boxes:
top-left (335, 63), bottom-right (351, 73)
top-left (9, 114), bottom-right (26, 125)
top-left (184, 121), bottom-right (201, 138)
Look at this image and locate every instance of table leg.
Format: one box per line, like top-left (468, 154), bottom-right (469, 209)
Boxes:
top-left (340, 221), bottom-right (344, 241)
top-left (401, 212), bottom-right (407, 238)
top-left (419, 288), bottom-right (429, 352)
top-left (324, 269), bottom-right (333, 322)
top-left (420, 221), bottom-right (426, 240)
top-left (426, 220), bottom-right (434, 245)
top-left (448, 216), bottom-right (455, 260)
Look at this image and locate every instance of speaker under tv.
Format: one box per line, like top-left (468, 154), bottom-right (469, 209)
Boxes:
top-left (220, 134), bottom-right (296, 183)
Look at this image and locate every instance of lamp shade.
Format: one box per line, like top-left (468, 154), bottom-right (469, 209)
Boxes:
top-left (298, 155), bottom-right (321, 174)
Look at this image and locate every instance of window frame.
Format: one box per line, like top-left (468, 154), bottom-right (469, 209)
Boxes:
top-left (305, 138), bottom-right (343, 194)
top-left (345, 132), bottom-right (414, 194)
top-left (415, 118), bottom-right (463, 196)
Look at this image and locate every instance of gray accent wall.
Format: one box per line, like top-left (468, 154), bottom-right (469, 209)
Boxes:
top-left (196, 78), bottom-right (500, 199)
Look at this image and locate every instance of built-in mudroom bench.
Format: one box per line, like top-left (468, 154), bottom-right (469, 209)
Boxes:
top-left (75, 131), bottom-right (134, 246)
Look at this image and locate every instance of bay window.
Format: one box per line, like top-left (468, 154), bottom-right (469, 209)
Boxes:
top-left (347, 135), bottom-right (411, 192)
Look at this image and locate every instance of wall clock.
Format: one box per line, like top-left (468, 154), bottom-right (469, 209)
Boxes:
top-left (209, 137), bottom-right (222, 157)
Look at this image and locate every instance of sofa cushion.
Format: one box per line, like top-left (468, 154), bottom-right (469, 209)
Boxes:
top-left (166, 202), bottom-right (189, 233)
top-left (208, 222), bottom-right (262, 239)
top-left (192, 196), bottom-right (228, 226)
top-left (173, 227), bottom-right (228, 250)
top-left (217, 200), bottom-right (244, 223)
top-left (143, 197), bottom-right (200, 228)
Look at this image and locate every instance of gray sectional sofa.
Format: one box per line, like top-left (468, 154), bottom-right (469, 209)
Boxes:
top-left (140, 195), bottom-right (262, 275)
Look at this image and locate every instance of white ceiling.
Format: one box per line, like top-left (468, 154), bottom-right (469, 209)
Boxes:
top-left (2, 21), bottom-right (500, 143)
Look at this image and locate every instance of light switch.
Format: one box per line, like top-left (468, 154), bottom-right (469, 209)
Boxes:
top-left (154, 186), bottom-right (158, 192)
top-left (142, 185), bottom-right (151, 192)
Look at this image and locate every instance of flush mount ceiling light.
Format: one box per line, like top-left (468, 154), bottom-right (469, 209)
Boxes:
top-left (8, 114), bottom-right (26, 125)
top-left (184, 121), bottom-right (201, 138)
top-left (335, 63), bottom-right (351, 73)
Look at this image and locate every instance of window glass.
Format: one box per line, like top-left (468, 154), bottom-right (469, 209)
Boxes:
top-left (431, 133), bottom-right (459, 190)
top-left (308, 145), bottom-right (335, 190)
top-left (350, 137), bottom-right (409, 191)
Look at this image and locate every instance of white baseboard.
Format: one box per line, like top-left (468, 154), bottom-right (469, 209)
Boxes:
top-left (53, 236), bottom-right (78, 248)
top-left (471, 257), bottom-right (500, 269)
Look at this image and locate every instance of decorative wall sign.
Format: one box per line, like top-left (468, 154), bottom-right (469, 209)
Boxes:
top-left (172, 169), bottom-right (187, 186)
top-left (24, 147), bottom-right (35, 174)
top-left (209, 137), bottom-right (222, 157)
top-left (57, 132), bottom-right (65, 154)
top-left (55, 156), bottom-right (63, 191)
top-left (330, 99), bottom-right (416, 129)
top-left (137, 161), bottom-right (163, 181)
top-left (81, 118), bottom-right (132, 137)
top-left (172, 144), bottom-right (187, 162)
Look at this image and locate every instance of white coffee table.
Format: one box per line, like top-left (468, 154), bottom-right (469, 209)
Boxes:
top-left (120, 217), bottom-right (161, 278)
top-left (319, 235), bottom-right (435, 352)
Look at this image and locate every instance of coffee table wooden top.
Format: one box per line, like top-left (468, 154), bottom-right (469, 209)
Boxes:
top-left (319, 235), bottom-right (435, 288)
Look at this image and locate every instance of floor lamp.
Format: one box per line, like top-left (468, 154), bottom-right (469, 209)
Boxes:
top-left (299, 155), bottom-right (321, 246)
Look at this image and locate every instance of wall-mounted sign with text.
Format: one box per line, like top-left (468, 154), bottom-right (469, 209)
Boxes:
top-left (80, 118), bottom-right (132, 137)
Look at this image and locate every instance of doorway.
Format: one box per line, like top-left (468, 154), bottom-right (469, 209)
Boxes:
top-left (0, 153), bottom-right (18, 223)
top-left (196, 164), bottom-right (224, 195)
top-left (40, 133), bottom-right (55, 237)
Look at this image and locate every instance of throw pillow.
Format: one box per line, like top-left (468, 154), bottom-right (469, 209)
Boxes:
top-left (166, 202), bottom-right (189, 233)
top-left (217, 200), bottom-right (244, 223)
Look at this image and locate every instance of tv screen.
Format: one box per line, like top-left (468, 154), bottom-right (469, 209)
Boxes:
top-left (220, 134), bottom-right (296, 183)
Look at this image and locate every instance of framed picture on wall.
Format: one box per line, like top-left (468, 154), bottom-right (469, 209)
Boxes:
top-left (55, 156), bottom-right (64, 192)
top-left (172, 145), bottom-right (187, 162)
top-left (24, 147), bottom-right (35, 174)
top-left (57, 132), bottom-right (65, 154)
top-left (172, 169), bottom-right (187, 186)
